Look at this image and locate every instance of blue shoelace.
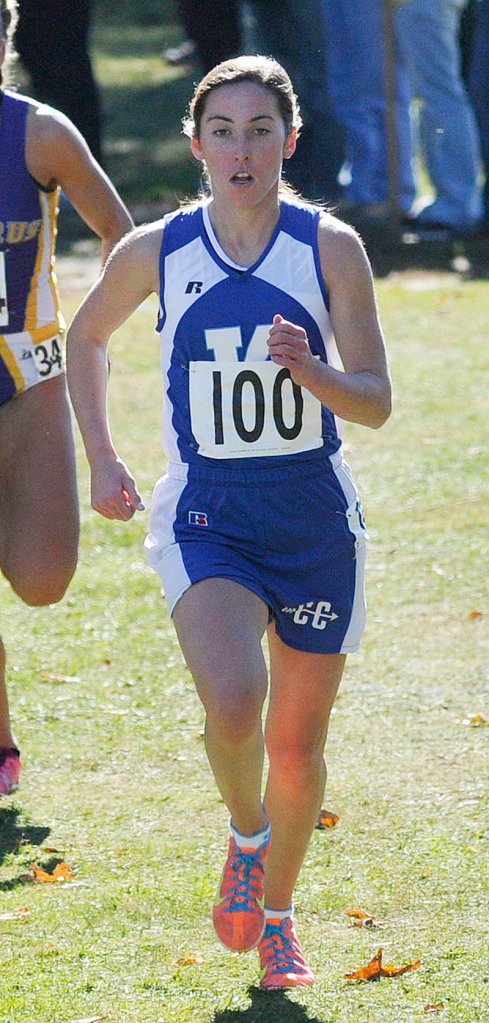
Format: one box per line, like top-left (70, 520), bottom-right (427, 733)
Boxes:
top-left (225, 848), bottom-right (263, 913)
top-left (262, 922), bottom-right (305, 974)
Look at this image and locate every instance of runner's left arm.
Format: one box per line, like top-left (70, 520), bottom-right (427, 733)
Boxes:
top-left (267, 215), bottom-right (391, 429)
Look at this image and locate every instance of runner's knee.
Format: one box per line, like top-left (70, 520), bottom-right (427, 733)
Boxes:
top-left (266, 734), bottom-right (325, 788)
top-left (6, 560), bottom-right (76, 607)
top-left (205, 681), bottom-right (265, 748)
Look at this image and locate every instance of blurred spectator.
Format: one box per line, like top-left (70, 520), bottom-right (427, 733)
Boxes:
top-left (459, 0), bottom-right (479, 79)
top-left (323, 0), bottom-right (415, 220)
top-left (163, 37), bottom-right (198, 67)
top-left (166, 0), bottom-right (241, 72)
top-left (394, 0), bottom-right (482, 237)
top-left (468, 0), bottom-right (489, 231)
top-left (15, 0), bottom-right (103, 164)
top-left (246, 0), bottom-right (346, 202)
top-left (163, 0), bottom-right (345, 203)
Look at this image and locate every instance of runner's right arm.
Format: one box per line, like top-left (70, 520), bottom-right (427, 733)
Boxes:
top-left (66, 225), bottom-right (162, 520)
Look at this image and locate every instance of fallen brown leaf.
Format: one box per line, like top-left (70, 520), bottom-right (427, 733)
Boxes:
top-left (354, 918), bottom-right (384, 929)
top-left (345, 947), bottom-right (421, 981)
top-left (31, 861), bottom-right (76, 883)
top-left (0, 906), bottom-right (30, 921)
top-left (41, 672), bottom-right (80, 683)
top-left (424, 1005), bottom-right (444, 1014)
top-left (345, 947), bottom-right (383, 981)
top-left (468, 610), bottom-right (484, 620)
top-left (381, 957), bottom-right (421, 978)
top-left (172, 954), bottom-right (202, 966)
top-left (345, 907), bottom-right (385, 928)
top-left (67, 1016), bottom-right (109, 1023)
top-left (316, 809), bottom-right (340, 829)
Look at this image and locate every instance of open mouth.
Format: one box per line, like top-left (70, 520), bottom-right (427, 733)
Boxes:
top-left (231, 172), bottom-right (254, 184)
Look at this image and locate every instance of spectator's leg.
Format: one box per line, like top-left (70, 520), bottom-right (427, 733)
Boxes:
top-left (15, 0), bottom-right (103, 164)
top-left (394, 0), bottom-right (482, 229)
top-left (252, 0), bottom-right (346, 201)
top-left (323, 0), bottom-right (415, 212)
top-left (467, 0), bottom-right (489, 226)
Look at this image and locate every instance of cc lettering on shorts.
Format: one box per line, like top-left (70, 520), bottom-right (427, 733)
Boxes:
top-left (282, 601), bottom-right (339, 631)
top-left (188, 510), bottom-right (208, 526)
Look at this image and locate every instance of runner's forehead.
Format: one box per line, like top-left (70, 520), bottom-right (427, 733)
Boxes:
top-left (206, 113), bottom-right (277, 125)
top-left (201, 82), bottom-right (282, 123)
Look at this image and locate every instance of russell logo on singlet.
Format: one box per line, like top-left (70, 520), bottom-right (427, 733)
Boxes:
top-left (281, 601), bottom-right (339, 630)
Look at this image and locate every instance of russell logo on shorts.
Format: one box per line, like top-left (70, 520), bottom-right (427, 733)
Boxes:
top-left (281, 601), bottom-right (338, 630)
top-left (188, 510), bottom-right (209, 526)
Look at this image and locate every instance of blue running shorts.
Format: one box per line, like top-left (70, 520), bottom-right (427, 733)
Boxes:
top-left (144, 450), bottom-right (367, 654)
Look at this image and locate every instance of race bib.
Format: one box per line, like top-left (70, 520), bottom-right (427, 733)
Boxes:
top-left (32, 335), bottom-right (64, 379)
top-left (189, 360), bottom-right (323, 459)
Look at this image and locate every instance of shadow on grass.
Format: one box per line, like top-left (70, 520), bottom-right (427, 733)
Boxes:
top-left (0, 805), bottom-right (50, 876)
top-left (213, 986), bottom-right (325, 1023)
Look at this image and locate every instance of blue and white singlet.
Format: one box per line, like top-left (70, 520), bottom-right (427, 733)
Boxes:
top-left (146, 199), bottom-right (367, 654)
top-left (156, 200), bottom-right (342, 469)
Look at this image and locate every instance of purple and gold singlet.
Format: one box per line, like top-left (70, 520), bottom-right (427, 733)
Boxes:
top-left (0, 91), bottom-right (64, 405)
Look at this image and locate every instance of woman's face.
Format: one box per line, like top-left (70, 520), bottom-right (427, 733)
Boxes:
top-left (191, 81), bottom-right (296, 209)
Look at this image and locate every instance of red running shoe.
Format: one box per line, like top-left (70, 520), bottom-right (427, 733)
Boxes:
top-left (213, 832), bottom-right (270, 952)
top-left (259, 916), bottom-right (315, 989)
top-left (0, 747), bottom-right (21, 796)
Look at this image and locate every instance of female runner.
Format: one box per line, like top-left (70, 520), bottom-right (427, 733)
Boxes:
top-left (0, 0), bottom-right (132, 796)
top-left (66, 55), bottom-right (391, 989)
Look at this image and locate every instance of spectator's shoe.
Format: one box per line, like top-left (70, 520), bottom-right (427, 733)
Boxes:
top-left (402, 217), bottom-right (453, 242)
top-left (335, 200), bottom-right (391, 230)
top-left (258, 916), bottom-right (315, 989)
top-left (213, 832), bottom-right (270, 952)
top-left (0, 747), bottom-right (21, 796)
top-left (162, 39), bottom-right (197, 66)
top-left (401, 216), bottom-right (482, 242)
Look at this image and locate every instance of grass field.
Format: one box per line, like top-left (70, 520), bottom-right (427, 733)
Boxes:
top-left (0, 262), bottom-right (488, 1023)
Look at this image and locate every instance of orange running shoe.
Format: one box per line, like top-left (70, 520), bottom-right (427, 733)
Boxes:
top-left (0, 747), bottom-right (21, 796)
top-left (258, 916), bottom-right (315, 989)
top-left (213, 832), bottom-right (270, 952)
